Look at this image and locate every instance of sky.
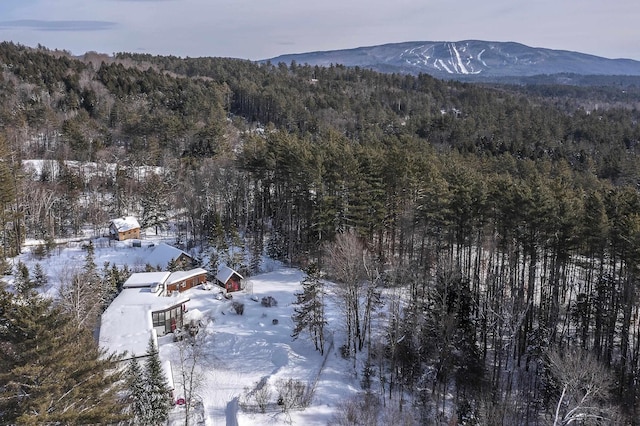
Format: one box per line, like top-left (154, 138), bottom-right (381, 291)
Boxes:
top-left (0, 0), bottom-right (638, 61)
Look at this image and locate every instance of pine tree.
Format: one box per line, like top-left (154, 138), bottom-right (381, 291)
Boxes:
top-left (126, 357), bottom-right (148, 423)
top-left (167, 258), bottom-right (180, 272)
top-left (292, 263), bottom-right (327, 354)
top-left (208, 211), bottom-right (226, 251)
top-left (101, 261), bottom-right (119, 308)
top-left (0, 135), bottom-right (22, 258)
top-left (0, 289), bottom-right (128, 424)
top-left (31, 262), bottom-right (47, 290)
top-left (83, 240), bottom-right (98, 279)
top-left (142, 338), bottom-right (171, 425)
top-left (13, 260), bottom-right (32, 297)
top-left (140, 173), bottom-right (169, 234)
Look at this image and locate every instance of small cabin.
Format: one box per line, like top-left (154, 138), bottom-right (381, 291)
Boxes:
top-left (215, 266), bottom-right (244, 293)
top-left (109, 217), bottom-right (141, 241)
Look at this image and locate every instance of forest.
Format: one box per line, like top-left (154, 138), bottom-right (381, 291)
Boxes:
top-left (2, 40), bottom-right (640, 424)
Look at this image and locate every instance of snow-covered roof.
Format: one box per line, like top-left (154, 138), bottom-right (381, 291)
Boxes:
top-left (145, 243), bottom-right (191, 269)
top-left (166, 268), bottom-right (208, 285)
top-left (215, 265), bottom-right (243, 284)
top-left (122, 271), bottom-right (171, 289)
top-left (99, 288), bottom-right (189, 359)
top-left (109, 216), bottom-right (140, 232)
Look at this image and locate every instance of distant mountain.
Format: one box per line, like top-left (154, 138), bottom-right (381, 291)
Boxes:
top-left (265, 40), bottom-right (640, 80)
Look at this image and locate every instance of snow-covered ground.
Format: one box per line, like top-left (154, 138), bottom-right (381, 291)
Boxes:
top-left (163, 268), bottom-right (357, 425)
top-left (5, 236), bottom-right (359, 425)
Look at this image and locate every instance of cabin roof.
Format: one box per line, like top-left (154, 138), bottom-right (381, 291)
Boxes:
top-left (145, 243), bottom-right (191, 269)
top-left (110, 216), bottom-right (140, 232)
top-left (215, 265), bottom-right (243, 284)
top-left (166, 268), bottom-right (208, 285)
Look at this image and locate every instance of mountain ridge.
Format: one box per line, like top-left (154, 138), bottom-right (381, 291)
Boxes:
top-left (264, 40), bottom-right (640, 80)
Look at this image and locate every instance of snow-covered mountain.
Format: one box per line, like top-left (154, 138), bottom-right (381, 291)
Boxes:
top-left (265, 40), bottom-right (640, 79)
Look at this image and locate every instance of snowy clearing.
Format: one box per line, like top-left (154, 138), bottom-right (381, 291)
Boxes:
top-left (5, 237), bottom-right (359, 425)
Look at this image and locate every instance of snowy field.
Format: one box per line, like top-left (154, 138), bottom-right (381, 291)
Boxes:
top-left (6, 236), bottom-right (359, 425)
top-left (163, 268), bottom-right (358, 425)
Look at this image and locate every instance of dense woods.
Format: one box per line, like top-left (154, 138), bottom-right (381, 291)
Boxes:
top-left (3, 41), bottom-right (640, 423)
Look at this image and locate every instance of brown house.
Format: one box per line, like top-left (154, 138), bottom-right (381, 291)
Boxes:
top-left (216, 266), bottom-right (244, 292)
top-left (109, 217), bottom-right (141, 241)
top-left (165, 268), bottom-right (208, 294)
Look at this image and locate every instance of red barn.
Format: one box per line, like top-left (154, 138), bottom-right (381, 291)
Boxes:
top-left (215, 266), bottom-right (244, 292)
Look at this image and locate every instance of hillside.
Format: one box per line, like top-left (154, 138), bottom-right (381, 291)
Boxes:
top-left (2, 41), bottom-right (640, 424)
top-left (266, 40), bottom-right (640, 80)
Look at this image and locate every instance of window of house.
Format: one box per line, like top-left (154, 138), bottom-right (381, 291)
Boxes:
top-left (152, 311), bottom-right (165, 327)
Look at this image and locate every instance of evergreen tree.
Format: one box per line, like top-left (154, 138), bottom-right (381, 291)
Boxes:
top-left (209, 251), bottom-right (220, 276)
top-left (142, 338), bottom-right (171, 425)
top-left (206, 211), bottom-right (226, 250)
top-left (83, 240), bottom-right (98, 278)
top-left (167, 257), bottom-right (181, 272)
top-left (0, 135), bottom-right (22, 258)
top-left (101, 261), bottom-right (119, 309)
top-left (292, 263), bottom-right (327, 354)
top-left (32, 262), bottom-right (47, 290)
top-left (0, 289), bottom-right (128, 424)
top-left (126, 357), bottom-right (148, 423)
top-left (140, 173), bottom-right (170, 234)
top-left (13, 260), bottom-right (33, 297)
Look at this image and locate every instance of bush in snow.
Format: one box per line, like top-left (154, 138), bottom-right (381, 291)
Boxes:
top-left (261, 296), bottom-right (278, 307)
top-left (232, 301), bottom-right (245, 315)
top-left (240, 380), bottom-right (273, 414)
top-left (275, 378), bottom-right (312, 412)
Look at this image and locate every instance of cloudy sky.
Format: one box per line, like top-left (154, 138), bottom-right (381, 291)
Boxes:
top-left (0, 0), bottom-right (638, 61)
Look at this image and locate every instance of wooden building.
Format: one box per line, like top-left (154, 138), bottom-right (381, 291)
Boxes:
top-left (215, 265), bottom-right (244, 292)
top-left (165, 268), bottom-right (208, 294)
top-left (109, 216), bottom-right (141, 241)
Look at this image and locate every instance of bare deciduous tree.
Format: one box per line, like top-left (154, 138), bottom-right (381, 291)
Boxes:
top-left (56, 264), bottom-right (102, 330)
top-left (274, 378), bottom-right (312, 414)
top-left (328, 393), bottom-right (380, 426)
top-left (546, 347), bottom-right (618, 426)
top-left (250, 382), bottom-right (272, 414)
top-left (175, 317), bottom-right (211, 426)
top-left (324, 230), bottom-right (380, 368)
